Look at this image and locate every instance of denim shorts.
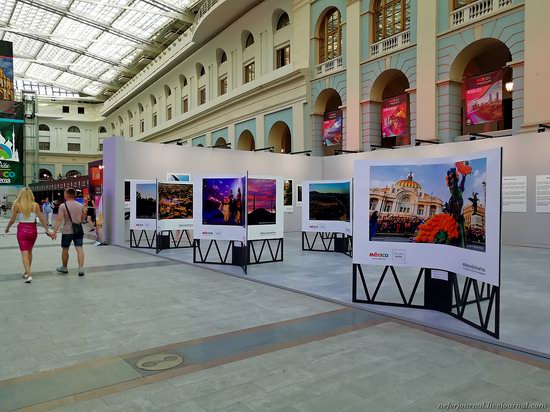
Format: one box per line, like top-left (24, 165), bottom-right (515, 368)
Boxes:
top-left (61, 234), bottom-right (84, 248)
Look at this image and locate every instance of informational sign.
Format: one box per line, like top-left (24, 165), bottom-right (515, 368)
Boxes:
top-left (536, 175), bottom-right (550, 213)
top-left (502, 176), bottom-right (527, 213)
top-left (193, 175), bottom-right (247, 242)
top-left (465, 70), bottom-right (503, 126)
top-left (130, 180), bottom-right (157, 230)
top-left (302, 179), bottom-right (352, 235)
top-left (247, 176), bottom-right (284, 240)
top-left (322, 110), bottom-right (342, 146)
top-left (296, 184), bottom-right (302, 206)
top-left (0, 103), bottom-right (24, 186)
top-left (166, 173), bottom-right (191, 182)
top-left (382, 93), bottom-right (409, 147)
top-left (354, 148), bottom-right (502, 286)
top-left (157, 182), bottom-right (193, 231)
top-left (283, 179), bottom-right (293, 212)
top-left (431, 270), bottom-right (449, 281)
top-left (0, 40), bottom-right (15, 116)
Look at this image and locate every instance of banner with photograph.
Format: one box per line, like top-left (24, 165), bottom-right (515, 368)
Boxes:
top-left (247, 176), bottom-right (284, 241)
top-left (296, 184), bottom-right (302, 206)
top-left (0, 40), bottom-right (15, 116)
top-left (157, 182), bottom-right (193, 231)
top-left (322, 110), bottom-right (343, 146)
top-left (382, 94), bottom-right (409, 147)
top-left (465, 70), bottom-right (503, 126)
top-left (0, 103), bottom-right (24, 186)
top-left (283, 179), bottom-right (293, 212)
top-left (353, 148), bottom-right (502, 286)
top-left (166, 173), bottom-right (191, 182)
top-left (302, 179), bottom-right (352, 235)
top-left (193, 175), bottom-right (247, 242)
top-left (130, 180), bottom-right (157, 230)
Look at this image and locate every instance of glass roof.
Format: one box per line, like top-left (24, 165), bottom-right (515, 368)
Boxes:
top-left (0, 0), bottom-right (198, 99)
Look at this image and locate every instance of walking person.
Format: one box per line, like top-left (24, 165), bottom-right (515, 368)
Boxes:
top-left (51, 188), bottom-right (87, 276)
top-left (85, 194), bottom-right (96, 231)
top-left (42, 197), bottom-right (53, 227)
top-left (1, 195), bottom-right (7, 215)
top-left (4, 188), bottom-right (53, 283)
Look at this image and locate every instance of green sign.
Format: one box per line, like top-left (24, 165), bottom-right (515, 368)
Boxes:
top-left (0, 102), bottom-right (24, 186)
top-left (0, 159), bottom-right (22, 185)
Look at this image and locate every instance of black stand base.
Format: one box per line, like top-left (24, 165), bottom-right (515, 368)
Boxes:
top-left (302, 232), bottom-right (352, 257)
top-left (130, 229), bottom-right (156, 249)
top-left (352, 264), bottom-right (499, 339)
top-left (156, 230), bottom-right (193, 254)
top-left (247, 238), bottom-right (283, 265)
top-left (193, 239), bottom-right (247, 273)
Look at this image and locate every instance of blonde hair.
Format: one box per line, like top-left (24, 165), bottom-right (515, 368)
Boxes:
top-left (15, 187), bottom-right (35, 218)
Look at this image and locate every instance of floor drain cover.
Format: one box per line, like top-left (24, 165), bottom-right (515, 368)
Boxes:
top-left (136, 353), bottom-right (184, 371)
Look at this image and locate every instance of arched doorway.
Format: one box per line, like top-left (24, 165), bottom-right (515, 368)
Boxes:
top-left (371, 69), bottom-right (410, 148)
top-left (449, 39), bottom-right (513, 137)
top-left (214, 137), bottom-right (227, 147)
top-left (65, 170), bottom-right (82, 178)
top-left (268, 121), bottom-right (292, 153)
top-left (39, 168), bottom-right (53, 181)
top-left (314, 88), bottom-right (343, 156)
top-left (237, 130), bottom-right (255, 151)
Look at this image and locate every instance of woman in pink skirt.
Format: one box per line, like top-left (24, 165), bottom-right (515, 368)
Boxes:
top-left (5, 188), bottom-right (53, 283)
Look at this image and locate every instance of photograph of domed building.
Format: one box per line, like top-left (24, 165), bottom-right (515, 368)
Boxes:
top-left (369, 159), bottom-right (487, 251)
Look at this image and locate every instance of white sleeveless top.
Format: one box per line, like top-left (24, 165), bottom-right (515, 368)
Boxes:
top-left (18, 212), bottom-right (37, 223)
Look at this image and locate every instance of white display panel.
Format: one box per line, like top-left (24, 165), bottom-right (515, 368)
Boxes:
top-left (353, 148), bottom-right (502, 286)
top-left (247, 176), bottom-right (284, 241)
top-left (536, 175), bottom-right (550, 213)
top-left (130, 180), bottom-right (157, 231)
top-left (302, 179), bottom-right (352, 235)
top-left (283, 179), bottom-right (293, 212)
top-left (166, 173), bottom-right (191, 182)
top-left (193, 175), bottom-right (247, 243)
top-left (157, 182), bottom-right (194, 231)
top-left (502, 176), bottom-right (527, 213)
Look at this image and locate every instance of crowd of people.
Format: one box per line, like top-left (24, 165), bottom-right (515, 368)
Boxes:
top-left (373, 214), bottom-right (425, 237)
top-left (219, 188), bottom-right (243, 224)
top-left (2, 187), bottom-right (106, 284)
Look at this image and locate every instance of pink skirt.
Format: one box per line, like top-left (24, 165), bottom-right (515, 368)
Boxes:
top-left (17, 223), bottom-right (38, 252)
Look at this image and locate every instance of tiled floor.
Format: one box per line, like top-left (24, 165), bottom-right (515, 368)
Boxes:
top-left (1, 217), bottom-right (550, 411)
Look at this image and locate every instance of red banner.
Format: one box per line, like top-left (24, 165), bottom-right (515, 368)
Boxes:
top-left (382, 93), bottom-right (409, 147)
top-left (465, 70), bottom-right (503, 126)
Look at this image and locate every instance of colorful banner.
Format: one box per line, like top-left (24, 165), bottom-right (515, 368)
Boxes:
top-left (465, 70), bottom-right (503, 125)
top-left (0, 103), bottom-right (24, 186)
top-left (322, 110), bottom-right (342, 146)
top-left (0, 40), bottom-right (15, 116)
top-left (382, 93), bottom-right (409, 147)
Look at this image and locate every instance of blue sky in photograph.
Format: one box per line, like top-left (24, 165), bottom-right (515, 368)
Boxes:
top-left (310, 181), bottom-right (350, 194)
top-left (370, 158), bottom-right (487, 204)
top-left (136, 183), bottom-right (157, 200)
top-left (0, 56), bottom-right (13, 78)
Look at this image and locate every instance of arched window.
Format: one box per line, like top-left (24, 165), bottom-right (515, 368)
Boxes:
top-left (319, 8), bottom-right (342, 63)
top-left (164, 85), bottom-right (172, 97)
top-left (68, 126), bottom-right (80, 133)
top-left (118, 116), bottom-right (123, 125)
top-left (138, 103), bottom-right (144, 113)
top-left (180, 75), bottom-right (188, 87)
top-left (373, 0), bottom-right (410, 42)
top-left (39, 124), bottom-right (50, 132)
top-left (65, 170), bottom-right (81, 178)
top-left (150, 94), bottom-right (157, 106)
top-left (39, 168), bottom-right (53, 181)
top-left (219, 50), bottom-right (227, 64)
top-left (127, 110), bottom-right (133, 120)
top-left (277, 12), bottom-right (290, 30)
top-left (98, 126), bottom-right (107, 133)
top-left (245, 33), bottom-right (255, 48)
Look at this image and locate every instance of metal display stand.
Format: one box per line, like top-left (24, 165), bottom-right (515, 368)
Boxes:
top-left (302, 232), bottom-right (352, 257)
top-left (156, 230), bottom-right (193, 254)
top-left (352, 265), bottom-right (500, 338)
top-left (193, 239), bottom-right (248, 273)
top-left (130, 229), bottom-right (156, 249)
top-left (247, 238), bottom-right (283, 265)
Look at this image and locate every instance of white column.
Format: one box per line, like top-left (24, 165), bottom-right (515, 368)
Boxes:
top-left (345, 0), bottom-right (361, 151)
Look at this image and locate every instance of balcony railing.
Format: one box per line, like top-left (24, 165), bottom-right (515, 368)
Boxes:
top-left (370, 29), bottom-right (411, 58)
top-left (451, 0), bottom-right (513, 28)
top-left (315, 56), bottom-right (344, 77)
top-left (191, 0), bottom-right (219, 31)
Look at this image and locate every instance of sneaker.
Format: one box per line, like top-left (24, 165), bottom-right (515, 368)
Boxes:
top-left (78, 269), bottom-right (85, 277)
top-left (93, 240), bottom-right (101, 246)
top-left (56, 266), bottom-right (69, 274)
top-left (24, 276), bottom-right (32, 283)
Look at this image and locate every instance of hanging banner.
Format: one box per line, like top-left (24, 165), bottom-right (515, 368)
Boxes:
top-left (247, 176), bottom-right (284, 240)
top-left (0, 40), bottom-right (15, 116)
top-left (302, 179), bottom-right (352, 235)
top-left (166, 173), bottom-right (191, 182)
top-left (382, 93), bottom-right (409, 147)
top-left (283, 178), bottom-right (293, 212)
top-left (353, 148), bottom-right (502, 286)
top-left (465, 70), bottom-right (503, 125)
top-left (0, 103), bottom-right (24, 186)
top-left (322, 110), bottom-right (343, 146)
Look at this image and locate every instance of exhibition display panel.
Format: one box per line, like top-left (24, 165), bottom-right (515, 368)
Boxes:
top-left (352, 148), bottom-right (502, 337)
